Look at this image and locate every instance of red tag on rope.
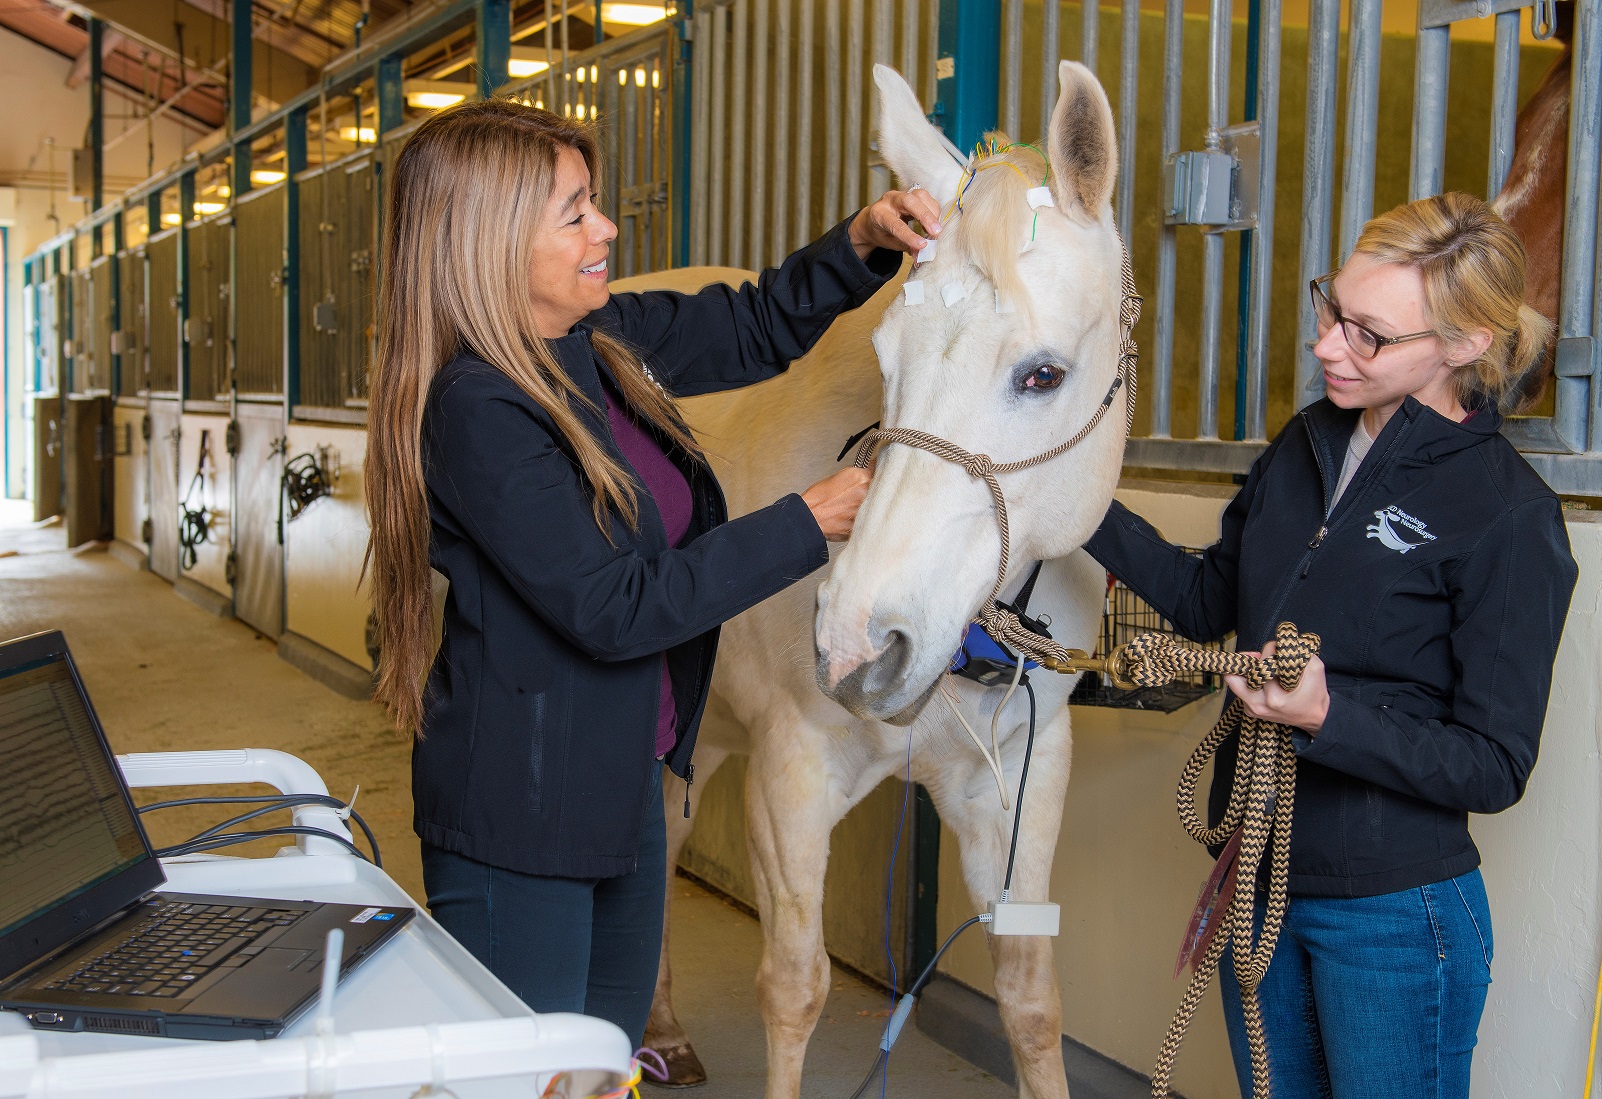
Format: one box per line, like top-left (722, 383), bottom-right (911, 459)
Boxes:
top-left (1174, 826), bottom-right (1244, 979)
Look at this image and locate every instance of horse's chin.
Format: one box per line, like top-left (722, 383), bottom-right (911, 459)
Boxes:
top-left (816, 655), bottom-right (945, 725)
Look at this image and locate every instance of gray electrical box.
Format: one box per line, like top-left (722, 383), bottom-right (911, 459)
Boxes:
top-left (1163, 150), bottom-right (1234, 226)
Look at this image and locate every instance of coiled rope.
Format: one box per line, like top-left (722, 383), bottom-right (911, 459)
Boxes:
top-left (1117, 622), bottom-right (1322, 1099)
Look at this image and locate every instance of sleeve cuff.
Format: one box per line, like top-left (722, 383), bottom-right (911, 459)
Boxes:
top-left (1294, 692), bottom-right (1362, 760)
top-left (828, 213), bottom-right (903, 289)
top-left (773, 492), bottom-right (831, 578)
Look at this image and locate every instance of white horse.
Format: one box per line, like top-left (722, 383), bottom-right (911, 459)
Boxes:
top-left (638, 63), bottom-right (1130, 1099)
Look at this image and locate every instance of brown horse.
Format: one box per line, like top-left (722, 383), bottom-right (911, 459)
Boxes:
top-left (1493, 1), bottom-right (1573, 402)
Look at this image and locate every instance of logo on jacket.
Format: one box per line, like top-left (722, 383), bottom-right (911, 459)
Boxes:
top-left (1367, 505), bottom-right (1437, 554)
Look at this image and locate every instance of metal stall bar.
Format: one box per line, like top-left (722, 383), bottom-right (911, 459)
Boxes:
top-left (1197, 0), bottom-right (1234, 440)
top-left (1557, 0), bottom-right (1602, 453)
top-left (1296, 0), bottom-right (1341, 409)
top-left (869, 0), bottom-right (892, 202)
top-left (1082, 0), bottom-right (1099, 74)
top-left (690, 3), bottom-right (712, 263)
top-left (1409, 21), bottom-right (1451, 201)
top-left (1487, 10), bottom-right (1520, 197)
top-left (1003, 0), bottom-right (1022, 138)
top-left (730, 0), bottom-right (749, 267)
top-left (710, 1), bottom-right (729, 265)
top-left (773, 0), bottom-right (792, 263)
top-left (285, 109), bottom-right (306, 408)
top-left (1339, 0), bottom-right (1384, 260)
top-left (1040, 0), bottom-right (1059, 140)
top-left (795, 0), bottom-right (815, 249)
top-left (1148, 0), bottom-right (1184, 438)
top-left (845, 0), bottom-right (865, 214)
top-left (1244, 0), bottom-right (1283, 441)
top-left (901, 0), bottom-right (918, 92)
top-left (751, 0), bottom-right (770, 269)
top-left (1115, 0), bottom-right (1138, 243)
top-left (824, 0), bottom-right (843, 229)
top-left (620, 57), bottom-right (640, 275)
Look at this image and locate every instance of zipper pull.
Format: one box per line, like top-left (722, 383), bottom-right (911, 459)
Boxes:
top-left (683, 762), bottom-right (694, 819)
top-left (1307, 526), bottom-right (1328, 551)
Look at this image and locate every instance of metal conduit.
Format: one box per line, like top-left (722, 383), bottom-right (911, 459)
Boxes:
top-left (1245, 0), bottom-right (1282, 441)
top-left (796, 0), bottom-right (815, 249)
top-left (1003, 0), bottom-right (1022, 137)
top-left (690, 6), bottom-right (712, 264)
top-left (1339, 0), bottom-right (1383, 261)
top-left (1150, 0), bottom-right (1184, 439)
top-left (1197, 0), bottom-right (1233, 439)
top-left (824, 0), bottom-right (843, 230)
top-left (1082, 0), bottom-right (1098, 75)
top-left (1409, 23), bottom-right (1451, 201)
top-left (730, 0), bottom-right (749, 266)
top-left (710, 3), bottom-right (728, 265)
top-left (1115, 0), bottom-right (1138, 243)
top-left (1041, 0), bottom-right (1060, 140)
top-left (1559, 0), bottom-right (1601, 451)
top-left (846, 0), bottom-right (865, 214)
top-left (1296, 0), bottom-right (1341, 409)
top-left (752, 0), bottom-right (770, 269)
top-left (1488, 10), bottom-right (1521, 198)
top-left (774, 0), bottom-right (793, 261)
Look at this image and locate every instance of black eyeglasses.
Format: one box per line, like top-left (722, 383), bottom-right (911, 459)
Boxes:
top-left (1309, 273), bottom-right (1435, 359)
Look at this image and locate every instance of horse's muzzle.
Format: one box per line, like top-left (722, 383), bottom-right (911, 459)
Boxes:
top-left (814, 626), bottom-right (931, 723)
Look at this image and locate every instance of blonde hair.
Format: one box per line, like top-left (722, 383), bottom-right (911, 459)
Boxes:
top-left (1353, 192), bottom-right (1553, 413)
top-left (364, 98), bottom-right (703, 734)
top-left (945, 135), bottom-right (1048, 314)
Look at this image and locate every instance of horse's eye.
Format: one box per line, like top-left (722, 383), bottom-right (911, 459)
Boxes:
top-left (1023, 364), bottom-right (1065, 391)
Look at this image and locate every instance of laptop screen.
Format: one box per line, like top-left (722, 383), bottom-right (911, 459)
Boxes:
top-left (0, 651), bottom-right (152, 944)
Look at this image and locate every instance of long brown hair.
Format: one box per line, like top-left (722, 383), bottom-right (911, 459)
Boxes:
top-left (365, 98), bottom-right (702, 735)
top-left (1354, 192), bottom-right (1554, 413)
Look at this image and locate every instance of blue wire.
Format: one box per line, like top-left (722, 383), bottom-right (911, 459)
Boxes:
top-left (881, 724), bottom-right (915, 1098)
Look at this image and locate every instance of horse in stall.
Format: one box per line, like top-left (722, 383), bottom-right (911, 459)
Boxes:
top-left (1493, 0), bottom-right (1573, 400)
top-left (626, 63), bottom-right (1131, 1099)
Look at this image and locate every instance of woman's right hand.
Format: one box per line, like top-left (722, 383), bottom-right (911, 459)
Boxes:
top-left (801, 467), bottom-right (872, 542)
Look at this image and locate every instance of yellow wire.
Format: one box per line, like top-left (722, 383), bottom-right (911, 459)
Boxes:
top-left (1585, 950), bottom-right (1602, 1098)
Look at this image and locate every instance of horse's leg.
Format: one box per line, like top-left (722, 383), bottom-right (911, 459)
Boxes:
top-left (929, 704), bottom-right (1075, 1099)
top-left (645, 745), bottom-right (730, 1087)
top-left (745, 726), bottom-right (852, 1099)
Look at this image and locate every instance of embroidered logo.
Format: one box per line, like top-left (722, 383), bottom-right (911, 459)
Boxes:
top-left (1367, 505), bottom-right (1437, 554)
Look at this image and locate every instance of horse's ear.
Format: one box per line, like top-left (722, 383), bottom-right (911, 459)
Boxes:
top-left (1046, 61), bottom-right (1117, 222)
top-left (874, 64), bottom-right (963, 210)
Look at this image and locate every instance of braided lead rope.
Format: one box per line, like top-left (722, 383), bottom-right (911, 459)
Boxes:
top-left (1118, 623), bottom-right (1320, 1099)
top-left (850, 252), bottom-right (1142, 676)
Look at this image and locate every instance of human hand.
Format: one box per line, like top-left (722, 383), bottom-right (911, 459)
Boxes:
top-left (849, 188), bottom-right (944, 260)
top-left (801, 467), bottom-right (872, 542)
top-left (1222, 640), bottom-right (1331, 735)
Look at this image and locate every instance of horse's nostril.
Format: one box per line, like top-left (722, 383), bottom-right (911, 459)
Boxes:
top-left (862, 627), bottom-right (916, 699)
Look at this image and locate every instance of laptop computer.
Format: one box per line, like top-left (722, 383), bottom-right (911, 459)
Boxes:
top-left (0, 629), bottom-right (414, 1040)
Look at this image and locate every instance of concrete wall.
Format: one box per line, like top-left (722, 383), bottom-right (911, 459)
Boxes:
top-left (933, 484), bottom-right (1602, 1099)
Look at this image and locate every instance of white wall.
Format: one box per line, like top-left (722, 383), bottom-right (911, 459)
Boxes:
top-left (0, 25), bottom-right (199, 498)
top-left (935, 482), bottom-right (1602, 1099)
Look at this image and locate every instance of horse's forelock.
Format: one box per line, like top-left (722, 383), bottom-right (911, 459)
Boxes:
top-left (945, 137), bottom-right (1049, 312)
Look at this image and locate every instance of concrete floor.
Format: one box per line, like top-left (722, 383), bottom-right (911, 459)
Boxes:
top-left (0, 501), bottom-right (1011, 1098)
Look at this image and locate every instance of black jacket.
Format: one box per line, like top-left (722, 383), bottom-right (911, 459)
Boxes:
top-left (414, 218), bottom-right (899, 878)
top-left (1086, 396), bottom-right (1577, 897)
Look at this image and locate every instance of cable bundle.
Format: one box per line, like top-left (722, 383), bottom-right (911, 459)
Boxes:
top-left (137, 792), bottom-right (382, 866)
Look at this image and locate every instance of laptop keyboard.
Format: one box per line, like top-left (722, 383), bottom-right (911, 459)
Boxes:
top-left (44, 899), bottom-right (304, 1000)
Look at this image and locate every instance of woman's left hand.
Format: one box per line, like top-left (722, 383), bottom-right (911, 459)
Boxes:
top-left (1222, 640), bottom-right (1331, 736)
top-left (849, 189), bottom-right (944, 261)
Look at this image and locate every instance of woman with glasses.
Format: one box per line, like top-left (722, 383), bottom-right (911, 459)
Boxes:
top-left (1085, 192), bottom-right (1577, 1097)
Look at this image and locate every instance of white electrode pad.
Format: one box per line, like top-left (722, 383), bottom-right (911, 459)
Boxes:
top-left (942, 281), bottom-right (967, 307)
top-left (903, 280), bottom-right (925, 305)
top-left (1026, 186), bottom-right (1055, 210)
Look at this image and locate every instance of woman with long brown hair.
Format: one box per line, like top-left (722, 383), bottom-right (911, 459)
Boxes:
top-left (363, 97), bottom-right (936, 1046)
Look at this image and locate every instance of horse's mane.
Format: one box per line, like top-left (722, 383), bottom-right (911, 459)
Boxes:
top-left (943, 133), bottom-right (1050, 313)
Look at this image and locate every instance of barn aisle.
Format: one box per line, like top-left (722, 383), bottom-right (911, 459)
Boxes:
top-left (0, 502), bottom-right (1011, 1097)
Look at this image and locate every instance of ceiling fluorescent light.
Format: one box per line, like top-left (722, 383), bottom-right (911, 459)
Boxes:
top-left (603, 3), bottom-right (668, 24)
top-left (250, 169), bottom-right (287, 185)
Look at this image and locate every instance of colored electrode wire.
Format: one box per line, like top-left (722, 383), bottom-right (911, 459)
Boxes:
top-left (852, 658), bottom-right (1040, 1097)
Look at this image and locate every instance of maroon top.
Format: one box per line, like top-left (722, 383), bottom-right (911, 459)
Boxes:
top-left (603, 382), bottom-right (694, 757)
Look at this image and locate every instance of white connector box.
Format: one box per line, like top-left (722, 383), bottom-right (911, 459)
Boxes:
top-left (986, 901), bottom-right (1061, 936)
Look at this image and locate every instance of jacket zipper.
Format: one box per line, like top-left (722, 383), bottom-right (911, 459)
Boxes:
top-left (683, 762), bottom-right (695, 818)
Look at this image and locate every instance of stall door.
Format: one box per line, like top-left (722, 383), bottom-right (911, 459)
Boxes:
top-left (233, 405), bottom-right (285, 637)
top-left (31, 395), bottom-right (62, 522)
top-left (147, 399), bottom-right (181, 581)
top-left (64, 395), bottom-right (112, 546)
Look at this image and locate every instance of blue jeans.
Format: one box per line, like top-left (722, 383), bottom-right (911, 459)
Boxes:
top-left (420, 764), bottom-right (667, 1047)
top-left (1219, 869), bottom-right (1493, 1099)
